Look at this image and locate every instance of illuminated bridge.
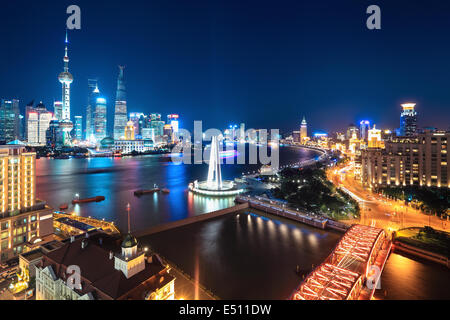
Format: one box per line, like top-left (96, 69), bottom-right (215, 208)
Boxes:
top-left (291, 224), bottom-right (392, 300)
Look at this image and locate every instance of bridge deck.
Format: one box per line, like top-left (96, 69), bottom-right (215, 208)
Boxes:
top-left (292, 224), bottom-right (392, 300)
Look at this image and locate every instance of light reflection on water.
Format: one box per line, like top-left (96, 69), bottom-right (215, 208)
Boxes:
top-left (140, 210), bottom-right (341, 299)
top-left (36, 146), bottom-right (319, 232)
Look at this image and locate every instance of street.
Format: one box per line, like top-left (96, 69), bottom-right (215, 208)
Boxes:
top-left (328, 165), bottom-right (448, 232)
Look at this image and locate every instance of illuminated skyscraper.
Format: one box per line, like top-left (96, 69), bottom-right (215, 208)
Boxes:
top-left (167, 114), bottom-right (179, 133)
top-left (346, 124), bottom-right (359, 140)
top-left (359, 120), bottom-right (370, 140)
top-left (0, 145), bottom-right (53, 262)
top-left (300, 116), bottom-right (307, 143)
top-left (86, 79), bottom-right (98, 140)
top-left (399, 103), bottom-right (417, 137)
top-left (26, 102), bottom-right (52, 145)
top-left (113, 66), bottom-right (128, 140)
top-left (124, 120), bottom-right (135, 140)
top-left (129, 113), bottom-right (144, 137)
top-left (74, 116), bottom-right (82, 141)
top-left (53, 101), bottom-right (63, 121)
top-left (46, 119), bottom-right (62, 147)
top-left (57, 30), bottom-right (74, 145)
top-left (367, 125), bottom-right (383, 148)
top-left (0, 99), bottom-right (20, 143)
top-left (94, 97), bottom-right (107, 142)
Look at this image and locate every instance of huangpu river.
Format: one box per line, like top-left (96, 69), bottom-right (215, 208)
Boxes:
top-left (35, 145), bottom-right (321, 232)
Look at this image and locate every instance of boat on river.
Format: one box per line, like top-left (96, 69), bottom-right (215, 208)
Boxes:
top-left (72, 196), bottom-right (105, 204)
top-left (134, 188), bottom-right (160, 196)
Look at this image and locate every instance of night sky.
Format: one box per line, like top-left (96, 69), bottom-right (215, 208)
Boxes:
top-left (1, 0), bottom-right (449, 134)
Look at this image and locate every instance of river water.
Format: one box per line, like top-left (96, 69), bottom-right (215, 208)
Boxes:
top-left (35, 146), bottom-right (320, 232)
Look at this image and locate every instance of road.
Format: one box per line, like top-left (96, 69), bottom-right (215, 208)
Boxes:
top-left (328, 165), bottom-right (449, 232)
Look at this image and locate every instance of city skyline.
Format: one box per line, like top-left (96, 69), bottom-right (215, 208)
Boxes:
top-left (1, 0), bottom-right (450, 134)
top-left (0, 0), bottom-right (449, 304)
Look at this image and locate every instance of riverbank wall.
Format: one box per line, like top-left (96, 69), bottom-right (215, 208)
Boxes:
top-left (393, 240), bottom-right (450, 268)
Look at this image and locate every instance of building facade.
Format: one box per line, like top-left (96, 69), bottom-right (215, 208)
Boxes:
top-left (361, 131), bottom-right (449, 188)
top-left (113, 66), bottom-right (128, 140)
top-left (86, 79), bottom-right (99, 141)
top-left (0, 99), bottom-right (20, 144)
top-left (399, 103), bottom-right (417, 137)
top-left (94, 97), bottom-right (107, 142)
top-left (0, 146), bottom-right (53, 262)
top-left (114, 140), bottom-right (153, 154)
top-left (73, 116), bottom-right (83, 141)
top-left (36, 231), bottom-right (175, 300)
top-left (300, 116), bottom-right (308, 143)
top-left (124, 120), bottom-right (135, 140)
top-left (26, 102), bottom-right (53, 146)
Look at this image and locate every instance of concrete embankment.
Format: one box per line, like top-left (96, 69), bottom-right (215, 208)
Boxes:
top-left (393, 240), bottom-right (450, 268)
top-left (134, 203), bottom-right (249, 237)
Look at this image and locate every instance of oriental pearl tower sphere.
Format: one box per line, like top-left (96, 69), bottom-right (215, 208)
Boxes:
top-left (58, 30), bottom-right (74, 146)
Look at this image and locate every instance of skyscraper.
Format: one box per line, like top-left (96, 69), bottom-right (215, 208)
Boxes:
top-left (129, 113), bottom-right (144, 137)
top-left (0, 99), bottom-right (20, 143)
top-left (113, 66), bottom-right (128, 140)
top-left (86, 79), bottom-right (98, 141)
top-left (53, 101), bottom-right (63, 121)
top-left (0, 145), bottom-right (53, 262)
top-left (94, 97), bottom-right (107, 142)
top-left (300, 116), bottom-right (308, 143)
top-left (57, 30), bottom-right (74, 145)
top-left (46, 119), bottom-right (62, 147)
top-left (26, 102), bottom-right (52, 145)
top-left (360, 120), bottom-right (370, 140)
top-left (124, 120), bottom-right (135, 140)
top-left (74, 116), bottom-right (83, 141)
top-left (399, 103), bottom-right (417, 137)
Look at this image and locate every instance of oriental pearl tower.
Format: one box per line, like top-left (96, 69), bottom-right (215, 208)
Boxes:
top-left (58, 30), bottom-right (74, 146)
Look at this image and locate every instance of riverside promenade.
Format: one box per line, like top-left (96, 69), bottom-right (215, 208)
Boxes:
top-left (236, 195), bottom-right (350, 232)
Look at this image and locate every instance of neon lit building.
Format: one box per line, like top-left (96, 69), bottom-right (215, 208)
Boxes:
top-left (94, 97), bottom-right (107, 142)
top-left (113, 66), bottom-right (128, 140)
top-left (300, 116), bottom-right (308, 143)
top-left (57, 31), bottom-right (74, 146)
top-left (74, 116), bottom-right (83, 141)
top-left (367, 125), bottom-right (383, 148)
top-left (53, 101), bottom-right (63, 121)
top-left (86, 79), bottom-right (99, 140)
top-left (361, 130), bottom-right (449, 188)
top-left (26, 102), bottom-right (52, 146)
top-left (0, 99), bottom-right (20, 143)
top-left (359, 120), bottom-right (370, 140)
top-left (399, 103), bottom-right (417, 137)
top-left (124, 120), bottom-right (135, 140)
top-left (0, 145), bottom-right (53, 262)
top-left (167, 114), bottom-right (179, 133)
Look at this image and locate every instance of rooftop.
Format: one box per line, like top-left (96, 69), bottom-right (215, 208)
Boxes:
top-left (40, 231), bottom-right (174, 300)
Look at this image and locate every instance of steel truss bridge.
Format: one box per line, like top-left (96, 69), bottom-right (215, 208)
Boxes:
top-left (291, 224), bottom-right (392, 300)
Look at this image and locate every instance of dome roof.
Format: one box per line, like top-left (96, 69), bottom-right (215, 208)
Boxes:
top-left (121, 233), bottom-right (138, 248)
top-left (58, 71), bottom-right (73, 83)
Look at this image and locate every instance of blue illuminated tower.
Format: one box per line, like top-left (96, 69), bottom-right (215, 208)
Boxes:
top-left (57, 30), bottom-right (74, 145)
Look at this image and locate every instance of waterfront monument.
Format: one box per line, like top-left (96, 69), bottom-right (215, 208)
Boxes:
top-left (189, 136), bottom-right (244, 196)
